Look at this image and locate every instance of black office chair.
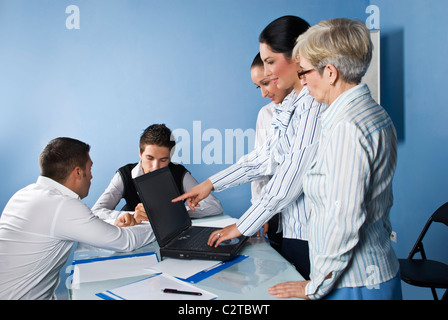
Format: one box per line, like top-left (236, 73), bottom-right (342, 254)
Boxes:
top-left (398, 202), bottom-right (448, 300)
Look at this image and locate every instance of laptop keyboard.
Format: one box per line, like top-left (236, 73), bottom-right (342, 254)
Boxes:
top-left (189, 228), bottom-right (214, 249)
top-left (173, 227), bottom-right (217, 250)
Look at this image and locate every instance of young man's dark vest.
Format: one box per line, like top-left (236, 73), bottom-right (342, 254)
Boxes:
top-left (117, 162), bottom-right (189, 211)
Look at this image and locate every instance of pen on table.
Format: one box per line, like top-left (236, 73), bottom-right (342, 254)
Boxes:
top-left (163, 288), bottom-right (202, 296)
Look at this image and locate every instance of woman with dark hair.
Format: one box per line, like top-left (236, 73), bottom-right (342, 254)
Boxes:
top-left (259, 15), bottom-right (311, 58)
top-left (174, 16), bottom-right (327, 280)
top-left (258, 16), bottom-right (310, 96)
top-left (250, 52), bottom-right (291, 253)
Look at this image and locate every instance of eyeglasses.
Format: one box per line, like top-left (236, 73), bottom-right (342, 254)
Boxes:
top-left (297, 68), bottom-right (315, 80)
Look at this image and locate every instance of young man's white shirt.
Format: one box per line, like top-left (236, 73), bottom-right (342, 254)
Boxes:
top-left (92, 161), bottom-right (223, 220)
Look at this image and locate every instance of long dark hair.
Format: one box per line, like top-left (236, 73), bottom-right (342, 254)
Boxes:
top-left (259, 16), bottom-right (310, 59)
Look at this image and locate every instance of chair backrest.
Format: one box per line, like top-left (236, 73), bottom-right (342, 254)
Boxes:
top-left (432, 202), bottom-right (448, 226)
top-left (408, 201), bottom-right (448, 259)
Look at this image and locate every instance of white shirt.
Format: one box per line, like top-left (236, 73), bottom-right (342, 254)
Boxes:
top-left (92, 161), bottom-right (223, 220)
top-left (251, 102), bottom-right (276, 204)
top-left (210, 87), bottom-right (326, 239)
top-left (304, 84), bottom-right (399, 299)
top-left (0, 176), bottom-right (155, 300)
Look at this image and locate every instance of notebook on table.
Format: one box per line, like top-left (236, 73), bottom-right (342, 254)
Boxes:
top-left (134, 166), bottom-right (247, 261)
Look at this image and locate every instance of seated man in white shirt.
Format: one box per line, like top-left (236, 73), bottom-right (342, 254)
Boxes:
top-left (92, 124), bottom-right (222, 223)
top-left (0, 137), bottom-right (155, 300)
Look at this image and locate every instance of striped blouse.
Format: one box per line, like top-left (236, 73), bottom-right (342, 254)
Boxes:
top-left (210, 87), bottom-right (326, 239)
top-left (303, 84), bottom-right (400, 299)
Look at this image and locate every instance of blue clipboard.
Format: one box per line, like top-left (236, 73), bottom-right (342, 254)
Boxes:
top-left (72, 251), bottom-right (159, 266)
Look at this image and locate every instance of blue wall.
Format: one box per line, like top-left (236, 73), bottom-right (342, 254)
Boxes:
top-left (0, 0), bottom-right (446, 300)
top-left (371, 0), bottom-right (448, 300)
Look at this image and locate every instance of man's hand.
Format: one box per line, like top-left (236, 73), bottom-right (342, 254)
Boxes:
top-left (114, 212), bottom-right (137, 227)
top-left (134, 203), bottom-right (149, 224)
top-left (207, 223), bottom-right (243, 247)
top-left (268, 280), bottom-right (310, 299)
top-left (172, 179), bottom-right (214, 211)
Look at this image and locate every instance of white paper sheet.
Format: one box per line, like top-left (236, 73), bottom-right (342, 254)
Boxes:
top-left (72, 252), bottom-right (159, 284)
top-left (192, 217), bottom-right (238, 228)
top-left (97, 273), bottom-right (217, 300)
top-left (146, 257), bottom-right (221, 280)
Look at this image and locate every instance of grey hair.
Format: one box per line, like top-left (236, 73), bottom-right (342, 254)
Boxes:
top-left (293, 18), bottom-right (373, 84)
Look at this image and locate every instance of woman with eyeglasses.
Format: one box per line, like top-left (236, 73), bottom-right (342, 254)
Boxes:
top-left (173, 16), bottom-right (327, 280)
top-left (268, 18), bottom-right (402, 300)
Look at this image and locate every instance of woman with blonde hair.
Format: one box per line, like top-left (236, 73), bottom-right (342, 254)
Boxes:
top-left (269, 18), bottom-right (402, 300)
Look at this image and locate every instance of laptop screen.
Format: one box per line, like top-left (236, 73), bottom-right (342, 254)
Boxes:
top-left (134, 167), bottom-right (191, 247)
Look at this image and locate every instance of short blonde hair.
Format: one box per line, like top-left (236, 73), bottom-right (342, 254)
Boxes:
top-left (294, 18), bottom-right (372, 84)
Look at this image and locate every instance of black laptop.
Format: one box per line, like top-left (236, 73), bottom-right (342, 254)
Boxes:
top-left (134, 166), bottom-right (247, 261)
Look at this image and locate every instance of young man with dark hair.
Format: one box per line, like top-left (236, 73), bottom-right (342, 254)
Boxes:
top-left (92, 124), bottom-right (222, 223)
top-left (0, 137), bottom-right (154, 300)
